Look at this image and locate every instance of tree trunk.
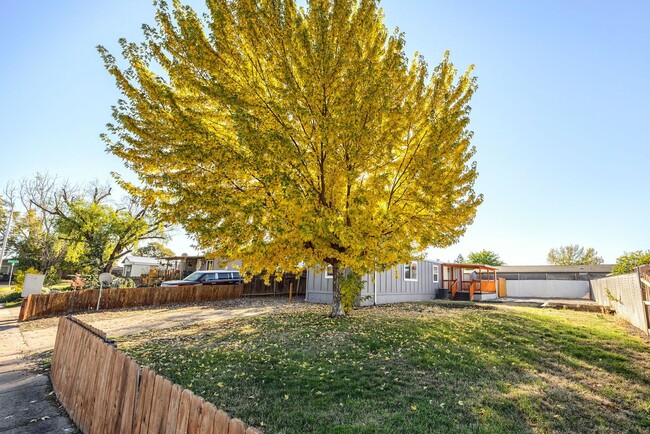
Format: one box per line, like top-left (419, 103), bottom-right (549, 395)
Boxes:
top-left (330, 262), bottom-right (346, 318)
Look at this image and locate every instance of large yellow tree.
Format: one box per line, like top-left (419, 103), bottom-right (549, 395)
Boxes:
top-left (100, 0), bottom-right (482, 316)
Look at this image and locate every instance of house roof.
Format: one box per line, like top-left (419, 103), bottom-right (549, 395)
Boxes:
top-left (123, 256), bottom-right (162, 266)
top-left (495, 264), bottom-right (614, 274)
top-left (161, 255), bottom-right (206, 260)
top-left (441, 263), bottom-right (499, 271)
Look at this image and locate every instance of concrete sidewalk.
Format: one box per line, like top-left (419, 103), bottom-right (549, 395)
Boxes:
top-left (0, 306), bottom-right (77, 433)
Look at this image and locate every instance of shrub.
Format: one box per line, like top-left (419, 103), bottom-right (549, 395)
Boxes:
top-left (0, 291), bottom-right (21, 303)
top-left (112, 277), bottom-right (136, 288)
top-left (14, 267), bottom-right (40, 290)
top-left (340, 272), bottom-right (365, 314)
top-left (44, 266), bottom-right (61, 287)
top-left (80, 272), bottom-right (100, 290)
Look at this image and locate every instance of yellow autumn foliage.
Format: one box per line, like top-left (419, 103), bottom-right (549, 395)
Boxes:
top-left (100, 0), bottom-right (482, 315)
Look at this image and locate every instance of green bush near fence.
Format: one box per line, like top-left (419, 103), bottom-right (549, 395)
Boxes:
top-left (119, 303), bottom-right (650, 434)
top-left (0, 290), bottom-right (21, 304)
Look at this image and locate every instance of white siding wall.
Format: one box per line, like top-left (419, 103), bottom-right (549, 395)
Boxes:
top-left (306, 261), bottom-right (442, 305)
top-left (506, 280), bottom-right (590, 299)
top-left (131, 264), bottom-right (155, 278)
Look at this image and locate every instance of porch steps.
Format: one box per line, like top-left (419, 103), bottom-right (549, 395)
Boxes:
top-left (452, 291), bottom-right (471, 301)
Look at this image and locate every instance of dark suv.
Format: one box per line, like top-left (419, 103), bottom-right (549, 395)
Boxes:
top-left (161, 270), bottom-right (242, 287)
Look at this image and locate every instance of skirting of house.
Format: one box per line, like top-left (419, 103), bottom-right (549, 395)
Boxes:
top-left (473, 292), bottom-right (498, 301)
top-left (306, 290), bottom-right (438, 306)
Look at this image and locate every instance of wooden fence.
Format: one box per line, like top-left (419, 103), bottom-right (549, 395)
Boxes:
top-left (591, 268), bottom-right (650, 335)
top-left (51, 316), bottom-right (261, 434)
top-left (243, 273), bottom-right (306, 297)
top-left (19, 284), bottom-right (244, 322)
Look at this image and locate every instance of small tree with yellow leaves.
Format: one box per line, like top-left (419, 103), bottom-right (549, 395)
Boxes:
top-left (100, 0), bottom-right (482, 317)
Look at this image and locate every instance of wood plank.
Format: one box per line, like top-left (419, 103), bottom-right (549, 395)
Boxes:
top-left (115, 357), bottom-right (139, 434)
top-left (164, 384), bottom-right (183, 434)
top-left (54, 319), bottom-right (77, 405)
top-left (67, 326), bottom-right (93, 426)
top-left (89, 338), bottom-right (116, 433)
top-left (60, 322), bottom-right (86, 411)
top-left (198, 401), bottom-right (217, 434)
top-left (148, 375), bottom-right (173, 434)
top-left (18, 298), bottom-right (27, 321)
top-left (28, 294), bottom-right (38, 318)
top-left (79, 334), bottom-right (103, 430)
top-left (103, 349), bottom-right (129, 433)
top-left (212, 410), bottom-right (231, 434)
top-left (50, 292), bottom-right (67, 315)
top-left (187, 394), bottom-right (205, 434)
top-left (228, 418), bottom-right (247, 434)
top-left (76, 335), bottom-right (104, 433)
top-left (34, 296), bottom-right (47, 319)
top-left (85, 336), bottom-right (109, 434)
top-left (175, 389), bottom-right (194, 434)
top-left (50, 317), bottom-right (68, 387)
top-left (133, 366), bottom-right (152, 434)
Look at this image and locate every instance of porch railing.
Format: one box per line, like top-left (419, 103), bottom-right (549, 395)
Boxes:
top-left (469, 280), bottom-right (476, 300)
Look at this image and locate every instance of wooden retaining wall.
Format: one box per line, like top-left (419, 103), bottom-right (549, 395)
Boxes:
top-left (19, 284), bottom-right (244, 322)
top-left (51, 316), bottom-right (261, 434)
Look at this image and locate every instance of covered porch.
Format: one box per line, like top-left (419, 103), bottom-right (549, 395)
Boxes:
top-left (441, 263), bottom-right (499, 301)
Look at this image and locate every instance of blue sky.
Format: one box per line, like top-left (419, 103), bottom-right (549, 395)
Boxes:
top-left (1, 1), bottom-right (648, 264)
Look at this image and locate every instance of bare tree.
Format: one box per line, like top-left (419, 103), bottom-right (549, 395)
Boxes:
top-left (25, 174), bottom-right (167, 273)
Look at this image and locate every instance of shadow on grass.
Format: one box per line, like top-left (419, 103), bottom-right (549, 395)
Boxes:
top-left (119, 304), bottom-right (650, 433)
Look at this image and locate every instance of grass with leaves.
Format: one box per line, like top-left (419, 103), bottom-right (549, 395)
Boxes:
top-left (118, 302), bottom-right (650, 433)
top-left (0, 284), bottom-right (21, 307)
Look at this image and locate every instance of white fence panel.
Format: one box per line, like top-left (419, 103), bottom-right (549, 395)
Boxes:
top-left (506, 280), bottom-right (590, 299)
top-left (591, 274), bottom-right (648, 334)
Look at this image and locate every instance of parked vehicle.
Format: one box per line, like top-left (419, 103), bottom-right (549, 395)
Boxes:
top-left (0, 273), bottom-right (14, 283)
top-left (161, 270), bottom-right (242, 287)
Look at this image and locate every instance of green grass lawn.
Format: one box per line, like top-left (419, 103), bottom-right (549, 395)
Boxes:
top-left (118, 302), bottom-right (650, 433)
top-left (0, 285), bottom-right (16, 298)
top-left (0, 285), bottom-right (21, 307)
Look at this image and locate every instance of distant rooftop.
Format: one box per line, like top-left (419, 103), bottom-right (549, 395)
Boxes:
top-left (123, 256), bottom-right (162, 266)
top-left (441, 263), bottom-right (499, 271)
top-left (496, 264), bottom-right (614, 274)
top-left (161, 255), bottom-right (206, 260)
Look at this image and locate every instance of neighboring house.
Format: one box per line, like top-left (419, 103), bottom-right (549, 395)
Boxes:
top-left (161, 255), bottom-right (206, 278)
top-left (161, 255), bottom-right (242, 279)
top-left (496, 264), bottom-right (614, 299)
top-left (122, 256), bottom-right (162, 278)
top-left (202, 257), bottom-right (242, 271)
top-left (306, 260), bottom-right (443, 306)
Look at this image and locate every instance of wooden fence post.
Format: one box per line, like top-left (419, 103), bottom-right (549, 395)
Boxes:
top-left (289, 283), bottom-right (293, 304)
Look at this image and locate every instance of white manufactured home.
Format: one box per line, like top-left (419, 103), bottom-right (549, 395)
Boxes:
top-left (122, 256), bottom-right (162, 278)
top-left (306, 260), bottom-right (443, 306)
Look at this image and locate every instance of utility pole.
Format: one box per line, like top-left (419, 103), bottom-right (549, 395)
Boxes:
top-left (0, 200), bottom-right (14, 275)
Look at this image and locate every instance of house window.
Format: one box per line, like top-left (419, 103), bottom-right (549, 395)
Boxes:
top-left (325, 264), bottom-right (334, 279)
top-left (206, 260), bottom-right (214, 270)
top-left (404, 262), bottom-right (418, 281)
top-left (432, 265), bottom-right (439, 283)
top-left (123, 264), bottom-right (132, 278)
